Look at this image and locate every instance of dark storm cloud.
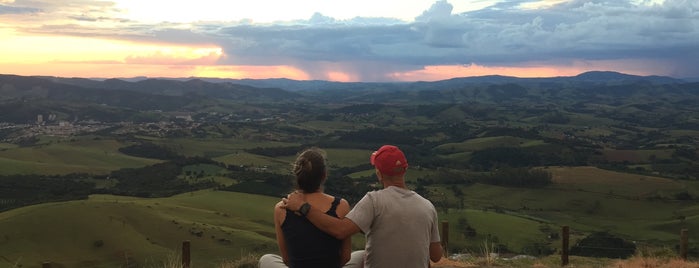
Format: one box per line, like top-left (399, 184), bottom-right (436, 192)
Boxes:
top-left (208, 0), bottom-right (698, 78)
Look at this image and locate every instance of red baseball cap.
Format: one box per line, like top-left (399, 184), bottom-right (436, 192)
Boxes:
top-left (370, 145), bottom-right (408, 176)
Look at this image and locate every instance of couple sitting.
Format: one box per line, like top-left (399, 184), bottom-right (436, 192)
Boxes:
top-left (259, 145), bottom-right (442, 268)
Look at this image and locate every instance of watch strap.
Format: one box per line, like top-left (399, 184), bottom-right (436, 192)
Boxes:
top-left (299, 202), bottom-right (311, 217)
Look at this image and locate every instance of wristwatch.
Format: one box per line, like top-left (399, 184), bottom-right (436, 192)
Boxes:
top-left (299, 202), bottom-right (311, 217)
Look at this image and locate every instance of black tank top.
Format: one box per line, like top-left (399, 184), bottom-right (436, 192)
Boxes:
top-left (282, 196), bottom-right (342, 268)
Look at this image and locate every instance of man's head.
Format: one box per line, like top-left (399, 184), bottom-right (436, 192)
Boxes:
top-left (370, 145), bottom-right (408, 177)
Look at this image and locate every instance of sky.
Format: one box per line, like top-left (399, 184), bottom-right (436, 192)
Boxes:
top-left (0, 0), bottom-right (696, 82)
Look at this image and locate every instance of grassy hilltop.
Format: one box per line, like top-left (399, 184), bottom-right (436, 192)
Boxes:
top-left (2, 166), bottom-right (699, 267)
top-left (0, 191), bottom-right (278, 268)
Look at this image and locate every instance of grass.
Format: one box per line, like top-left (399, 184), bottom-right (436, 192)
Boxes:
top-left (439, 208), bottom-right (549, 254)
top-left (435, 136), bottom-right (545, 154)
top-left (432, 166), bottom-right (699, 255)
top-left (214, 151), bottom-right (290, 173)
top-left (161, 138), bottom-right (297, 158)
top-left (1, 135), bottom-right (699, 267)
top-left (3, 184), bottom-right (699, 267)
top-left (0, 191), bottom-right (280, 268)
top-left (0, 138), bottom-right (160, 175)
top-left (431, 244), bottom-right (699, 268)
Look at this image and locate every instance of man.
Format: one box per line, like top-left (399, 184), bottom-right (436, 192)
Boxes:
top-left (283, 144), bottom-right (442, 268)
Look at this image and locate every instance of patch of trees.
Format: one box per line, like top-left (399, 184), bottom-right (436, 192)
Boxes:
top-left (0, 174), bottom-right (94, 212)
top-left (16, 136), bottom-right (40, 147)
top-left (473, 167), bottom-right (552, 188)
top-left (673, 147), bottom-right (697, 160)
top-left (118, 141), bottom-right (181, 160)
top-left (220, 170), bottom-right (294, 197)
top-left (245, 145), bottom-right (306, 157)
top-left (336, 128), bottom-right (421, 145)
top-left (651, 162), bottom-right (699, 180)
top-left (403, 104), bottom-right (453, 118)
top-left (416, 169), bottom-right (475, 186)
top-left (325, 174), bottom-right (376, 205)
top-left (469, 147), bottom-right (540, 170)
top-left (332, 104), bottom-right (385, 114)
top-left (479, 127), bottom-right (540, 140)
top-left (540, 112), bottom-right (571, 124)
top-left (106, 157), bottom-right (218, 197)
top-left (570, 232), bottom-right (636, 259)
top-left (0, 100), bottom-right (55, 124)
top-left (486, 83), bottom-right (528, 101)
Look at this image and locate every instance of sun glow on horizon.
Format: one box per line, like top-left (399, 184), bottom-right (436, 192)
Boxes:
top-left (387, 61), bottom-right (663, 82)
top-left (0, 29), bottom-right (223, 65)
top-left (0, 25), bottom-right (668, 81)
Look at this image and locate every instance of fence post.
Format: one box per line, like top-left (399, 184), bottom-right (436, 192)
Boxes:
top-left (182, 240), bottom-right (191, 268)
top-left (680, 229), bottom-right (688, 261)
top-left (42, 262), bottom-right (51, 268)
top-left (441, 221), bottom-right (449, 257)
top-left (562, 226), bottom-right (569, 266)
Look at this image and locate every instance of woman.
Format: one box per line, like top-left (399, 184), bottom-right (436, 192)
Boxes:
top-left (259, 147), bottom-right (351, 268)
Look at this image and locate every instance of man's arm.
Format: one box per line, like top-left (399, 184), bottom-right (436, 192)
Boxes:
top-left (429, 241), bottom-right (442, 262)
top-left (282, 192), bottom-right (360, 240)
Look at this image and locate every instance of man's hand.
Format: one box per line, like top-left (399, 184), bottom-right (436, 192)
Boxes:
top-left (281, 191), bottom-right (305, 211)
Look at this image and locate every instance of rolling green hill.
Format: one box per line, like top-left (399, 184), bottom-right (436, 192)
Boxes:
top-left (0, 138), bottom-right (160, 175)
top-left (436, 166), bottom-right (699, 254)
top-left (1, 72), bottom-right (698, 266)
top-left (0, 191), bottom-right (279, 268)
top-left (3, 166), bottom-right (699, 267)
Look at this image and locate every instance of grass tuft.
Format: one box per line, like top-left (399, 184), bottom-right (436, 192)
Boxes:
top-left (217, 253), bottom-right (260, 268)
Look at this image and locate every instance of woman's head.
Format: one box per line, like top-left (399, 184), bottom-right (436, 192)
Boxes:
top-left (293, 147), bottom-right (327, 193)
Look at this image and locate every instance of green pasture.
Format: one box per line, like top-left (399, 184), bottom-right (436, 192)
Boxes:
top-left (439, 209), bottom-right (550, 254)
top-left (435, 167), bottom-right (699, 249)
top-left (0, 138), bottom-right (159, 175)
top-left (324, 148), bottom-right (372, 167)
top-left (158, 138), bottom-right (297, 158)
top-left (547, 166), bottom-right (693, 197)
top-left (182, 164), bottom-right (228, 176)
top-left (601, 149), bottom-right (674, 163)
top-left (345, 166), bottom-right (433, 183)
top-left (0, 143), bottom-right (17, 149)
top-left (274, 148), bottom-right (372, 168)
top-left (435, 136), bottom-right (546, 154)
top-left (297, 120), bottom-right (369, 133)
top-left (0, 191), bottom-right (280, 268)
top-left (669, 129), bottom-right (699, 138)
top-left (566, 112), bottom-right (617, 127)
top-left (214, 152), bottom-right (290, 174)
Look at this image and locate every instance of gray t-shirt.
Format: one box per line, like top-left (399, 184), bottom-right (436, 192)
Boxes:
top-left (346, 186), bottom-right (441, 268)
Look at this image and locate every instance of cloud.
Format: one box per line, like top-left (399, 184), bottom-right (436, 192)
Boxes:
top-left (2, 0), bottom-right (698, 80)
top-left (0, 3), bottom-right (39, 14)
top-left (124, 49), bottom-right (222, 65)
top-left (206, 0), bottom-right (698, 79)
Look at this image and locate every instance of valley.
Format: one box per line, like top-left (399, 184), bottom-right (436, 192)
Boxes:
top-left (0, 72), bottom-right (698, 267)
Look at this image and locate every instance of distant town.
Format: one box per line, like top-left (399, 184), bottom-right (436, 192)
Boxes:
top-left (0, 112), bottom-right (286, 143)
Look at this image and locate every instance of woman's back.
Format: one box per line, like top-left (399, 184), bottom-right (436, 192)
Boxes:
top-left (261, 147), bottom-right (351, 268)
top-left (282, 195), bottom-right (342, 268)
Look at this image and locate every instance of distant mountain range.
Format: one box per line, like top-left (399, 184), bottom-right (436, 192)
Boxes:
top-left (0, 71), bottom-right (696, 124)
top-left (121, 71), bottom-right (685, 92)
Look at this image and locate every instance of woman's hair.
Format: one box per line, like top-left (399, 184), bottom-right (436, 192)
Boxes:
top-left (293, 147), bottom-right (327, 193)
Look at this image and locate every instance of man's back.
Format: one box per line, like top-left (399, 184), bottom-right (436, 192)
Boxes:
top-left (346, 186), bottom-right (440, 268)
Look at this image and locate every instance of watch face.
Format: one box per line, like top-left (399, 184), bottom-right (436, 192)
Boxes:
top-left (300, 203), bottom-right (310, 216)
